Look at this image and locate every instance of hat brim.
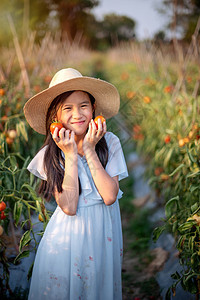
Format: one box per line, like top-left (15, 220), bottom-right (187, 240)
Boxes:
top-left (23, 77), bottom-right (120, 135)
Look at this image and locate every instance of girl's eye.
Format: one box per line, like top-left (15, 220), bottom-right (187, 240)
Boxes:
top-left (81, 105), bottom-right (88, 108)
top-left (63, 107), bottom-right (71, 110)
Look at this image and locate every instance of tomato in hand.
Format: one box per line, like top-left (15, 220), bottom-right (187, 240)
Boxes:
top-left (94, 115), bottom-right (106, 129)
top-left (50, 121), bottom-right (64, 136)
top-left (0, 201), bottom-right (6, 211)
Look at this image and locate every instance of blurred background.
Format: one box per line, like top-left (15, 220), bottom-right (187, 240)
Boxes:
top-left (0, 1), bottom-right (200, 299)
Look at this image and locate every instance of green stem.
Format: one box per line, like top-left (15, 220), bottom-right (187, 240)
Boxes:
top-left (28, 207), bottom-right (38, 248)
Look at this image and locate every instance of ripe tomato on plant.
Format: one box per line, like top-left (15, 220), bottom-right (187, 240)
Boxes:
top-left (0, 211), bottom-right (6, 220)
top-left (0, 201), bottom-right (6, 211)
top-left (94, 115), bottom-right (106, 129)
top-left (164, 135), bottom-right (171, 144)
top-left (38, 213), bottom-right (44, 222)
top-left (50, 121), bottom-right (64, 136)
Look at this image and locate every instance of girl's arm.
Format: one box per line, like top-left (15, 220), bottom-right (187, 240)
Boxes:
top-left (53, 128), bottom-right (79, 216)
top-left (84, 147), bottom-right (119, 205)
top-left (83, 119), bottom-right (119, 206)
top-left (54, 153), bottom-right (79, 215)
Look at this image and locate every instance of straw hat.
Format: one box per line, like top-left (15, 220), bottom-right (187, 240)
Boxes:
top-left (23, 68), bottom-right (120, 135)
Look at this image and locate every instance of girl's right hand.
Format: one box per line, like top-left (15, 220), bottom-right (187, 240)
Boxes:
top-left (52, 127), bottom-right (77, 155)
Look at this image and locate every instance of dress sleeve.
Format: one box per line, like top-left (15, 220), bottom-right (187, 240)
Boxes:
top-left (105, 132), bottom-right (129, 181)
top-left (27, 146), bottom-right (47, 181)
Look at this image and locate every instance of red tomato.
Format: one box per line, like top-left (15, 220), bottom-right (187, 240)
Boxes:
top-left (0, 211), bottom-right (6, 220)
top-left (50, 121), bottom-right (64, 136)
top-left (164, 135), bottom-right (171, 144)
top-left (0, 201), bottom-right (6, 211)
top-left (94, 115), bottom-right (106, 129)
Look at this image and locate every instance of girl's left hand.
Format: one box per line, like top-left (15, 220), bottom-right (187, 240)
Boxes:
top-left (83, 119), bottom-right (106, 152)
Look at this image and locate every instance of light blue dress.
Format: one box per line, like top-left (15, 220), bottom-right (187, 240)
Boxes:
top-left (27, 132), bottom-right (128, 300)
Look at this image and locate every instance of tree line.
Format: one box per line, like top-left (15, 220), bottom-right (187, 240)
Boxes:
top-left (0, 0), bottom-right (199, 49)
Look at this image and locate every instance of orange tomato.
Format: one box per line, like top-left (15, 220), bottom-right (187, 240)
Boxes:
top-left (143, 96), bottom-right (151, 104)
top-left (178, 139), bottom-right (185, 147)
top-left (94, 115), bottom-right (106, 129)
top-left (50, 121), bottom-right (64, 136)
top-left (6, 137), bottom-right (14, 145)
top-left (0, 89), bottom-right (5, 96)
top-left (38, 214), bottom-right (44, 222)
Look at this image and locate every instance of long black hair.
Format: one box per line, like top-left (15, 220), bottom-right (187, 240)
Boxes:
top-left (38, 91), bottom-right (108, 201)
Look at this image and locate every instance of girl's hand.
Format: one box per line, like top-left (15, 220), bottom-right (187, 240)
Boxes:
top-left (52, 127), bottom-right (77, 155)
top-left (83, 118), bottom-right (106, 152)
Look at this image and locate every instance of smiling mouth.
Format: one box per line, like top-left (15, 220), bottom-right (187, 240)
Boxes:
top-left (71, 121), bottom-right (85, 125)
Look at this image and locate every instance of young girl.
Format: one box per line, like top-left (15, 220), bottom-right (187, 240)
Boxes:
top-left (23, 68), bottom-right (128, 300)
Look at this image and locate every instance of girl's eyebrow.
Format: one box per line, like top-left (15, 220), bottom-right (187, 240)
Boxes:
top-left (63, 100), bottom-right (90, 106)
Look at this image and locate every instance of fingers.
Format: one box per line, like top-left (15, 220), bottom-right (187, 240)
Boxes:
top-left (52, 128), bottom-right (74, 144)
top-left (91, 120), bottom-right (97, 139)
top-left (59, 127), bottom-right (66, 140)
top-left (91, 119), bottom-right (106, 137)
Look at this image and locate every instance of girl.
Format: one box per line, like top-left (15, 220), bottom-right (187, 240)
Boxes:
top-left (23, 68), bottom-right (128, 300)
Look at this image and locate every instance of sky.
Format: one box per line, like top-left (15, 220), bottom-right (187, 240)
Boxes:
top-left (93, 0), bottom-right (169, 40)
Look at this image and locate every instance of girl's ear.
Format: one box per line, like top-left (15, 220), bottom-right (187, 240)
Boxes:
top-left (93, 103), bottom-right (96, 112)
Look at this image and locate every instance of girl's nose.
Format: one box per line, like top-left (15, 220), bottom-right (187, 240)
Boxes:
top-left (72, 107), bottom-right (81, 118)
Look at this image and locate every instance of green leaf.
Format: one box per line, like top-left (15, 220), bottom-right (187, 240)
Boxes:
top-left (189, 185), bottom-right (199, 193)
top-left (152, 225), bottom-right (166, 242)
top-left (188, 235), bottom-right (195, 251)
top-left (13, 201), bottom-right (23, 226)
top-left (178, 221), bottom-right (194, 233)
top-left (35, 200), bottom-right (42, 213)
top-left (21, 219), bottom-right (29, 229)
top-left (177, 236), bottom-right (185, 250)
top-left (27, 262), bottom-right (34, 281)
top-left (17, 156), bottom-right (30, 187)
top-left (171, 271), bottom-right (181, 280)
top-left (163, 147), bottom-right (173, 168)
top-left (16, 121), bottom-right (28, 142)
top-left (19, 230), bottom-right (31, 252)
top-left (169, 164), bottom-right (185, 176)
top-left (187, 170), bottom-right (200, 178)
top-left (165, 196), bottom-right (179, 218)
top-left (191, 202), bottom-right (199, 213)
top-left (165, 287), bottom-right (171, 300)
top-left (187, 149), bottom-right (196, 163)
top-left (21, 183), bottom-right (41, 202)
top-left (183, 273), bottom-right (198, 293)
top-left (14, 250), bottom-right (30, 264)
top-left (9, 155), bottom-right (17, 172)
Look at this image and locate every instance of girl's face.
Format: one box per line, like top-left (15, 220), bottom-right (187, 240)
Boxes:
top-left (56, 91), bottom-right (94, 138)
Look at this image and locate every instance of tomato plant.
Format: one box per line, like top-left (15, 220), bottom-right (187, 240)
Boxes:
top-left (104, 54), bottom-right (200, 298)
top-left (0, 86), bottom-right (52, 297)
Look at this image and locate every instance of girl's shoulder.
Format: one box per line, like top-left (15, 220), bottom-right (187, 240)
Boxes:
top-left (27, 145), bottom-right (48, 180)
top-left (104, 131), bottom-right (120, 145)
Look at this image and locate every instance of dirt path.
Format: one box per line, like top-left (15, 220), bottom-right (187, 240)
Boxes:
top-left (121, 209), bottom-right (165, 300)
top-left (120, 153), bottom-right (169, 300)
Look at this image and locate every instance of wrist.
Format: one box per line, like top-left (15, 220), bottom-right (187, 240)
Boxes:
top-left (63, 150), bottom-right (78, 157)
top-left (64, 152), bottom-right (78, 164)
top-left (83, 145), bottom-right (95, 156)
